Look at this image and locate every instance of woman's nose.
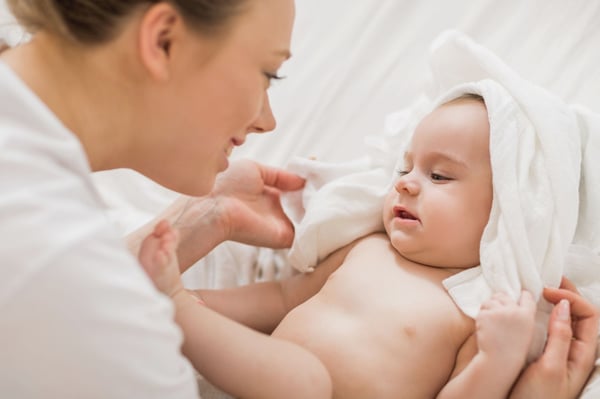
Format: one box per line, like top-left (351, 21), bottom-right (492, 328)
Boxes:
top-left (394, 173), bottom-right (420, 195)
top-left (248, 94), bottom-right (276, 134)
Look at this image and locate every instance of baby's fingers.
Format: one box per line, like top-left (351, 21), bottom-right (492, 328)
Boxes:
top-left (519, 290), bottom-right (537, 315)
top-left (481, 292), bottom-right (512, 310)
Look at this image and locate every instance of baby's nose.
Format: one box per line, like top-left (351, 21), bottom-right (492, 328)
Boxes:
top-left (395, 174), bottom-right (420, 195)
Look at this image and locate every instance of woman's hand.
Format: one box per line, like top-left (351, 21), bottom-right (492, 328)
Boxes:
top-left (128, 160), bottom-right (304, 271)
top-left (509, 278), bottom-right (599, 399)
top-left (208, 159), bottom-right (305, 247)
top-left (172, 160), bottom-right (304, 270)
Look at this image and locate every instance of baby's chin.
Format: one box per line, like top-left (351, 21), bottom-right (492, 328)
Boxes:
top-left (393, 243), bottom-right (480, 270)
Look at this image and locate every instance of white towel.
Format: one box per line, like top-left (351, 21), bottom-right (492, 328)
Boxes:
top-left (284, 31), bottom-right (600, 359)
top-left (436, 78), bottom-right (578, 359)
top-left (284, 157), bottom-right (389, 272)
top-left (284, 98), bottom-right (432, 272)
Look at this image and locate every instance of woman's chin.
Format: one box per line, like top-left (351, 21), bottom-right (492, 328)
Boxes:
top-left (219, 152), bottom-right (230, 172)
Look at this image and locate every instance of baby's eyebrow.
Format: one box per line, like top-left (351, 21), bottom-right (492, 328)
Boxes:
top-left (427, 151), bottom-right (469, 168)
top-left (403, 150), bottom-right (469, 170)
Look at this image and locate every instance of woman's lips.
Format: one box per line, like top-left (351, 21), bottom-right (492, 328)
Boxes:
top-left (226, 137), bottom-right (245, 156)
top-left (231, 137), bottom-right (245, 147)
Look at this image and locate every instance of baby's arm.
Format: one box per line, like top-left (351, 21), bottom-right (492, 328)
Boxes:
top-left (437, 291), bottom-right (537, 399)
top-left (169, 244), bottom-right (349, 398)
top-left (172, 291), bottom-right (332, 399)
top-left (170, 250), bottom-right (347, 398)
top-left (196, 240), bottom-right (355, 333)
top-left (138, 220), bottom-right (335, 399)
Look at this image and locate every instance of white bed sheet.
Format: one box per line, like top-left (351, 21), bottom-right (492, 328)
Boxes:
top-left (2, 0), bottom-right (599, 397)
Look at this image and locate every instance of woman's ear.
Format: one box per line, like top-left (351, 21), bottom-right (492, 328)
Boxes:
top-left (137, 3), bottom-right (181, 81)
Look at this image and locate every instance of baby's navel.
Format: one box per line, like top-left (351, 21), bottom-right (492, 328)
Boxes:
top-left (403, 326), bottom-right (417, 338)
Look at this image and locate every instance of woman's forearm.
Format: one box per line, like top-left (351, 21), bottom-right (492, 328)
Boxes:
top-left (127, 196), bottom-right (227, 271)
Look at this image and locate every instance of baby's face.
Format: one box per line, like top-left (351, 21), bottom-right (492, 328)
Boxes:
top-left (382, 98), bottom-right (492, 269)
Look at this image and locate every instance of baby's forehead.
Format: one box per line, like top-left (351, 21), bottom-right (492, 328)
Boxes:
top-left (406, 101), bottom-right (490, 163)
top-left (417, 98), bottom-right (489, 138)
top-left (402, 148), bottom-right (469, 170)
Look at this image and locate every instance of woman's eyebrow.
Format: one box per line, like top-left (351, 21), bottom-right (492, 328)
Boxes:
top-left (275, 49), bottom-right (292, 60)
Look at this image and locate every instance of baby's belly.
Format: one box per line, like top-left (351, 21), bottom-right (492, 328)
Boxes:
top-left (272, 293), bottom-right (457, 399)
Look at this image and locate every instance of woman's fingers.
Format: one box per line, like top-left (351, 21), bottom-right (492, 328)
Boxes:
top-left (258, 163), bottom-right (305, 191)
top-left (543, 287), bottom-right (599, 343)
top-left (543, 284), bottom-right (599, 396)
top-left (542, 299), bottom-right (573, 365)
top-left (559, 276), bottom-right (579, 293)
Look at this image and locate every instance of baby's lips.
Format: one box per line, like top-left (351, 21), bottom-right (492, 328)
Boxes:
top-left (393, 205), bottom-right (419, 221)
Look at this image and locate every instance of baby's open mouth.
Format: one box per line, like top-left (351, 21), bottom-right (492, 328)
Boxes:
top-left (394, 206), bottom-right (419, 221)
top-left (399, 210), bottom-right (417, 220)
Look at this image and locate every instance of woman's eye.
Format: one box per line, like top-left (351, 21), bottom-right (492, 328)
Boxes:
top-left (264, 72), bottom-right (285, 86)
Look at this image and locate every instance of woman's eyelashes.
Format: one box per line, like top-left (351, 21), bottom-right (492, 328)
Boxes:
top-left (264, 72), bottom-right (285, 87)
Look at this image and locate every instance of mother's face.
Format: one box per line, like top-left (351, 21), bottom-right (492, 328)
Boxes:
top-left (136, 0), bottom-right (295, 196)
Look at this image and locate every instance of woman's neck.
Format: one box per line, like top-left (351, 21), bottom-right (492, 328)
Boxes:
top-left (1, 32), bottom-right (138, 171)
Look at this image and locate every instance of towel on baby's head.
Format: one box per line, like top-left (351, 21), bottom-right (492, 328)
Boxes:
top-left (283, 30), bottom-right (600, 360)
top-left (437, 78), bottom-right (579, 359)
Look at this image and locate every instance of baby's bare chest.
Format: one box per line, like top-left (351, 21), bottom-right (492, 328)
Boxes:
top-left (328, 237), bottom-right (463, 316)
top-left (275, 238), bottom-right (474, 398)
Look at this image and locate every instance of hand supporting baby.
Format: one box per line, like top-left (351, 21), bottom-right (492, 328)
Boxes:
top-left (510, 279), bottom-right (600, 399)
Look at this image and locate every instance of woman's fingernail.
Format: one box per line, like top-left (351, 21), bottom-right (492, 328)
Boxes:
top-left (558, 299), bottom-right (570, 321)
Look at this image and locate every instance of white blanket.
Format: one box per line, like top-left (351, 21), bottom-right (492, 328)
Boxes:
top-left (284, 30), bottom-right (600, 360)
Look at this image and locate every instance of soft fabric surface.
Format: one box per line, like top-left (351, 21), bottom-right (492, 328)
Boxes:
top-left (434, 32), bottom-right (581, 360)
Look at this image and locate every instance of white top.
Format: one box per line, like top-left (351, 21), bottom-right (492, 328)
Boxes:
top-left (0, 62), bottom-right (199, 398)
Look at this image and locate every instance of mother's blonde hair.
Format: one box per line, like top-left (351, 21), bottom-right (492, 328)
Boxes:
top-left (7, 0), bottom-right (248, 44)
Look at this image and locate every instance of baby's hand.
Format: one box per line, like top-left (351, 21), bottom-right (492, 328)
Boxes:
top-left (476, 291), bottom-right (536, 367)
top-left (138, 220), bottom-right (184, 298)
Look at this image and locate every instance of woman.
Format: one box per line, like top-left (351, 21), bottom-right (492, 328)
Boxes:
top-left (0, 1), bottom-right (329, 398)
top-left (0, 1), bottom-right (596, 399)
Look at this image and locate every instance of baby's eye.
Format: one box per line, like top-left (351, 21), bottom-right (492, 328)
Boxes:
top-left (396, 169), bottom-right (410, 177)
top-left (431, 173), bottom-right (451, 181)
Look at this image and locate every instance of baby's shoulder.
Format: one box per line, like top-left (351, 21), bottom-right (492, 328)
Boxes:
top-left (351, 232), bottom-right (390, 250)
top-left (344, 232), bottom-right (401, 263)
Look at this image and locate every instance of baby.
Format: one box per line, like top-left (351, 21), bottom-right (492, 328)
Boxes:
top-left (140, 95), bottom-right (537, 399)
